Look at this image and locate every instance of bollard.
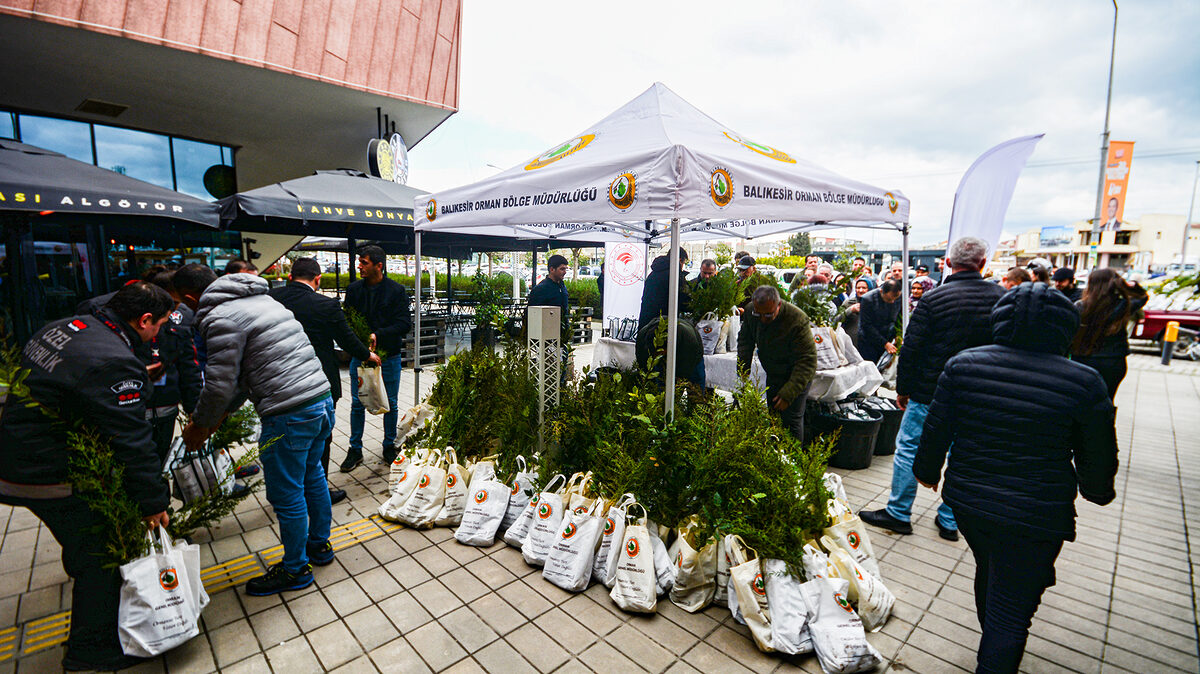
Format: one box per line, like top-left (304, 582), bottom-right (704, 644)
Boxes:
top-left (1161, 321), bottom-right (1180, 365)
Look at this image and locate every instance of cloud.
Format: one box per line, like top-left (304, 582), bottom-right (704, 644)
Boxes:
top-left (409, 0), bottom-right (1200, 248)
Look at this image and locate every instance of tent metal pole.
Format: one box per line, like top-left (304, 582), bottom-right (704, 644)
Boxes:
top-left (414, 231), bottom-right (423, 402)
top-left (665, 218), bottom-right (680, 419)
top-left (901, 224), bottom-right (910, 332)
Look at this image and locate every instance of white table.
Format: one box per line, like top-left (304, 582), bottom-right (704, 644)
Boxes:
top-left (590, 337), bottom-right (880, 400)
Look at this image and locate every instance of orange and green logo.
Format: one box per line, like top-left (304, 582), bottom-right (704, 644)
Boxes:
top-left (394, 454), bottom-right (405, 465)
top-left (626, 538), bottom-right (640, 558)
top-left (511, 480), bottom-right (521, 495)
top-left (446, 474), bottom-right (458, 488)
top-left (835, 592), bottom-right (854, 613)
top-left (675, 551), bottom-right (684, 568)
top-left (752, 573), bottom-right (766, 596)
top-left (885, 192), bottom-right (898, 214)
top-left (608, 172), bottom-right (637, 212)
top-left (525, 134), bottom-right (596, 171)
top-left (531, 494), bottom-right (540, 506)
top-left (538, 502), bottom-right (553, 519)
top-left (418, 474), bottom-right (430, 489)
top-left (159, 567), bottom-right (179, 591)
top-left (846, 532), bottom-right (860, 550)
top-left (710, 167), bottom-right (733, 208)
top-left (723, 131), bottom-right (796, 163)
top-left (574, 505), bottom-right (588, 515)
top-left (562, 523), bottom-right (578, 539)
top-left (474, 489), bottom-right (488, 504)
top-left (425, 199), bottom-right (437, 221)
top-left (397, 470), bottom-right (408, 483)
top-left (604, 517), bottom-right (615, 535)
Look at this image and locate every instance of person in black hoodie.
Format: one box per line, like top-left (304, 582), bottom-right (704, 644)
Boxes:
top-left (637, 248), bottom-right (690, 331)
top-left (1069, 268), bottom-right (1147, 399)
top-left (342, 246), bottom-right (412, 470)
top-left (913, 283), bottom-right (1118, 674)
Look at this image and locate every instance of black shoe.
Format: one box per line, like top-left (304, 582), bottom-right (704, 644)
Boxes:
top-left (936, 520), bottom-right (960, 541)
top-left (859, 508), bottom-right (913, 535)
top-left (339, 452), bottom-right (363, 473)
top-left (245, 563), bottom-right (314, 596)
top-left (328, 488), bottom-right (348, 505)
top-left (235, 464), bottom-right (261, 479)
top-left (231, 482), bottom-right (250, 497)
top-left (382, 445), bottom-right (397, 465)
top-left (307, 540), bottom-right (336, 567)
top-left (64, 653), bottom-right (151, 671)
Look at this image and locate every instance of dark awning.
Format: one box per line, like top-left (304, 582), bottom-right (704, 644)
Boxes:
top-left (0, 139), bottom-right (220, 228)
top-left (220, 169), bottom-right (423, 232)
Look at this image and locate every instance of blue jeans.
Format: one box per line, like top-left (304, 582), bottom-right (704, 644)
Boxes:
top-left (348, 357), bottom-right (402, 451)
top-left (259, 395), bottom-right (335, 572)
top-left (885, 400), bottom-right (957, 530)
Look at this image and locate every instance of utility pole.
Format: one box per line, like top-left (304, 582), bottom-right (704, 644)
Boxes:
top-left (1090, 1), bottom-right (1119, 252)
top-left (1181, 160), bottom-right (1199, 268)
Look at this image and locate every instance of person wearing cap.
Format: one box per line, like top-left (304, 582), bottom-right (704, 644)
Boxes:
top-left (1052, 267), bottom-right (1082, 303)
top-left (1026, 258), bottom-right (1051, 284)
top-left (735, 255), bottom-right (758, 313)
top-left (637, 247), bottom-right (691, 331)
top-left (915, 264), bottom-right (930, 278)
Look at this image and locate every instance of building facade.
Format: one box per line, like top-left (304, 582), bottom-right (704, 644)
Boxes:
top-left (0, 0), bottom-right (460, 341)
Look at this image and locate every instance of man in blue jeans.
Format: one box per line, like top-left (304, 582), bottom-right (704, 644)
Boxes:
top-left (178, 265), bottom-right (336, 595)
top-left (859, 237), bottom-right (1004, 541)
top-left (341, 245), bottom-right (412, 471)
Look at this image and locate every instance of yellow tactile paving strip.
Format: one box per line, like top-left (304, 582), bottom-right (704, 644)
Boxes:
top-left (3, 514), bottom-right (404, 660)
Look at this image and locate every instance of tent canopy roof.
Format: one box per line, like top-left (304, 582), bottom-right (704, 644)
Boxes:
top-left (415, 83), bottom-right (909, 244)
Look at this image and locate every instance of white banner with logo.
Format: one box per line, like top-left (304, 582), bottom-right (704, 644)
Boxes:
top-left (603, 242), bottom-right (648, 339)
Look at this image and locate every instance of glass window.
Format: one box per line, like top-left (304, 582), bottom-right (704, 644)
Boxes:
top-left (173, 137), bottom-right (232, 200)
top-left (94, 125), bottom-right (173, 189)
top-left (0, 112), bottom-right (14, 139)
top-left (18, 115), bottom-right (94, 163)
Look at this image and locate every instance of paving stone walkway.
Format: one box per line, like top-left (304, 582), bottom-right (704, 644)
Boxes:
top-left (0, 345), bottom-right (1196, 673)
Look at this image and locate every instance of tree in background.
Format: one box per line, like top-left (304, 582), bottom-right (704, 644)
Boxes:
top-left (713, 242), bottom-right (734, 266)
top-left (788, 232), bottom-right (812, 256)
top-left (569, 247), bottom-right (583, 279)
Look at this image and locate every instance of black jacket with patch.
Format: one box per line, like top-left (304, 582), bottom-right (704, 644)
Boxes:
top-left (0, 309), bottom-right (170, 515)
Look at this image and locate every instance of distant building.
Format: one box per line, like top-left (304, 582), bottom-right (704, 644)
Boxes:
top-left (1020, 215), bottom-right (1197, 271)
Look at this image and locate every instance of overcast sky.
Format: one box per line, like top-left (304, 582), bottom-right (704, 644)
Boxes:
top-left (408, 0), bottom-right (1200, 248)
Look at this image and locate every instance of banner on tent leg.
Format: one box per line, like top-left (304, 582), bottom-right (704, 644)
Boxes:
top-left (603, 242), bottom-right (648, 340)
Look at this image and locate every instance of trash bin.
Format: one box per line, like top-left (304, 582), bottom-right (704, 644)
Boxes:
top-left (807, 405), bottom-right (882, 470)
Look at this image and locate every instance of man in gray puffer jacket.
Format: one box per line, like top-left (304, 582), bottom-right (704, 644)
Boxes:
top-left (176, 265), bottom-right (335, 596)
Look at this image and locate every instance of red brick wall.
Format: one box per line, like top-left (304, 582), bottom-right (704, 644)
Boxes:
top-left (0, 0), bottom-right (460, 110)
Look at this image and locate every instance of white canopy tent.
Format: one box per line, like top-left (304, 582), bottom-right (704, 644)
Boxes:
top-left (412, 83), bottom-right (911, 415)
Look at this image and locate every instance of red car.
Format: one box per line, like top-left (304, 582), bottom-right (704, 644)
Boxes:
top-left (1132, 309), bottom-right (1200, 360)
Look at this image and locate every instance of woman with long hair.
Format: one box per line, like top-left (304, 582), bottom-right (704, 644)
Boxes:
top-left (1069, 268), bottom-right (1147, 398)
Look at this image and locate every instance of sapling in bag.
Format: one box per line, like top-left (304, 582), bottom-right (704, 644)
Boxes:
top-left (821, 535), bottom-right (893, 632)
top-left (388, 448), bottom-right (423, 494)
top-left (800, 575), bottom-right (882, 674)
top-left (504, 476), bottom-right (553, 549)
top-left (726, 535), bottom-right (774, 652)
top-left (725, 310), bottom-right (739, 353)
top-left (713, 534), bottom-right (731, 607)
top-left (118, 528), bottom-right (200, 657)
top-left (522, 475), bottom-right (568, 566)
top-left (379, 449), bottom-right (433, 521)
top-left (812, 327), bottom-right (845, 371)
top-left (696, 311), bottom-right (724, 355)
top-left (594, 494), bottom-right (634, 587)
top-left (647, 520), bottom-right (676, 596)
top-left (763, 558), bottom-right (813, 655)
top-left (543, 500), bottom-right (603, 592)
top-left (454, 477), bottom-right (510, 547)
top-left (433, 449), bottom-right (468, 527)
top-left (394, 451), bottom-right (447, 528)
top-left (564, 471), bottom-right (597, 515)
top-left (667, 516), bottom-right (717, 613)
top-left (500, 456), bottom-right (538, 531)
top-left (170, 439), bottom-right (234, 505)
top-left (609, 503), bottom-right (657, 613)
top-left (824, 499), bottom-right (882, 580)
top-left (356, 363), bottom-right (390, 414)
top-left (466, 457), bottom-right (497, 491)
top-left (715, 313), bottom-right (732, 354)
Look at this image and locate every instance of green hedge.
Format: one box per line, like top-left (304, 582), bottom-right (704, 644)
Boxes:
top-left (565, 279), bottom-right (600, 312)
top-left (322, 272), bottom-right (527, 297)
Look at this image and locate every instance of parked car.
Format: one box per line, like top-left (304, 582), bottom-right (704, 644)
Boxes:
top-left (1132, 309), bottom-right (1200, 360)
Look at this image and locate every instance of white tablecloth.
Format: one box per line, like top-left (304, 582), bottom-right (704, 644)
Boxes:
top-left (590, 337), bottom-right (879, 400)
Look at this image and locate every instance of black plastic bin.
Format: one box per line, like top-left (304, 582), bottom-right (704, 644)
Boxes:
top-left (873, 406), bottom-right (904, 456)
top-left (807, 406), bottom-right (883, 470)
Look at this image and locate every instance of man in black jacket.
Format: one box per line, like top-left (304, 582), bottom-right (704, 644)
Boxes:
top-left (638, 248), bottom-right (690, 331)
top-left (270, 258), bottom-right (379, 504)
top-left (527, 254), bottom-right (571, 338)
top-left (0, 282), bottom-right (173, 672)
top-left (861, 238), bottom-right (1004, 541)
top-left (856, 280), bottom-right (902, 363)
top-left (342, 245), bottom-right (412, 470)
top-left (912, 282), bottom-right (1118, 673)
top-left (1052, 267), bottom-right (1082, 302)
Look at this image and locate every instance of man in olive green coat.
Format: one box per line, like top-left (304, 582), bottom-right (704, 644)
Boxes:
top-left (737, 285), bottom-right (818, 442)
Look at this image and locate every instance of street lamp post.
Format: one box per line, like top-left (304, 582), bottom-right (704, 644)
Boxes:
top-left (1090, 1), bottom-right (1119, 253)
top-left (1181, 160), bottom-right (1200, 268)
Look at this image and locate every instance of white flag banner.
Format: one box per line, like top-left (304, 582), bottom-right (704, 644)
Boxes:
top-left (603, 241), bottom-right (648, 338)
top-left (947, 134), bottom-right (1043, 257)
